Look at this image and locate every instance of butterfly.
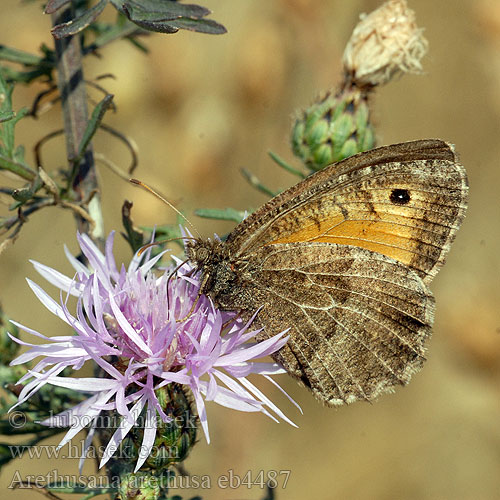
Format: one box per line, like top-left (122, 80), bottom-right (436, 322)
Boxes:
top-left (184, 139), bottom-right (468, 406)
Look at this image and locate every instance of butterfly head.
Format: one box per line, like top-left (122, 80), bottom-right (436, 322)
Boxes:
top-left (185, 238), bottom-right (223, 266)
top-left (185, 238), bottom-right (236, 298)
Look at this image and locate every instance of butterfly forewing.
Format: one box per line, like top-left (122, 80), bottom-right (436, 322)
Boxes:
top-left (226, 140), bottom-right (468, 283)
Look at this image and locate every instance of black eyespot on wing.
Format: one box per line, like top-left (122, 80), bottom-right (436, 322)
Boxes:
top-left (390, 188), bottom-right (411, 205)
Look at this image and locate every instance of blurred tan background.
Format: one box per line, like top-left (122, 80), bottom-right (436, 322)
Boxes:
top-left (1, 0), bottom-right (500, 499)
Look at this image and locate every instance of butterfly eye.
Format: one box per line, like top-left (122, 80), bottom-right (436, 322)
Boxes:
top-left (389, 188), bottom-right (411, 205)
top-left (196, 247), bottom-right (209, 262)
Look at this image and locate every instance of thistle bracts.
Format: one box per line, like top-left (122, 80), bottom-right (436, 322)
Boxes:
top-left (125, 384), bottom-right (198, 471)
top-left (292, 0), bottom-right (427, 172)
top-left (291, 86), bottom-right (375, 171)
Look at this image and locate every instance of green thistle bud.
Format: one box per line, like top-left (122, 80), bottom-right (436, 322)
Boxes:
top-left (117, 471), bottom-right (161, 500)
top-left (123, 383), bottom-right (198, 472)
top-left (291, 87), bottom-right (375, 171)
top-left (0, 305), bottom-right (20, 365)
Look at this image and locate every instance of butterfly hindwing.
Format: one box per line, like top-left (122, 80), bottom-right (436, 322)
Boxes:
top-left (217, 243), bottom-right (435, 405)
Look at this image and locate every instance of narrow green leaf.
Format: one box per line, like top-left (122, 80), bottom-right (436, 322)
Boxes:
top-left (0, 103), bottom-right (31, 177)
top-left (124, 2), bottom-right (180, 22)
top-left (10, 107), bottom-right (29, 127)
top-left (0, 154), bottom-right (37, 181)
top-left (0, 66), bottom-right (52, 85)
top-left (0, 435), bottom-right (58, 468)
top-left (44, 0), bottom-right (71, 14)
top-left (241, 168), bottom-right (277, 198)
top-left (0, 73), bottom-right (14, 155)
top-left (124, 0), bottom-right (211, 21)
top-left (0, 72), bottom-right (29, 161)
top-left (46, 484), bottom-right (114, 496)
top-left (0, 112), bottom-right (14, 124)
top-left (0, 420), bottom-right (55, 435)
top-left (0, 45), bottom-right (42, 66)
top-left (121, 200), bottom-right (145, 253)
top-left (161, 17), bottom-right (227, 35)
top-left (195, 207), bottom-right (246, 223)
top-left (75, 94), bottom-right (114, 162)
top-left (138, 223), bottom-right (184, 251)
top-left (268, 150), bottom-right (306, 178)
top-left (126, 36), bottom-right (150, 53)
top-left (84, 22), bottom-right (146, 55)
top-left (14, 144), bottom-right (26, 164)
top-left (51, 0), bottom-right (109, 39)
top-left (122, 0), bottom-right (226, 35)
top-left (125, 17), bottom-right (178, 34)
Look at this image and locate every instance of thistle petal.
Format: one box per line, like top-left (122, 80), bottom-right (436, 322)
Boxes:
top-left (11, 230), bottom-right (297, 472)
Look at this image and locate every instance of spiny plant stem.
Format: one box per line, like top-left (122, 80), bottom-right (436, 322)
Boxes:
top-left (51, 2), bottom-right (104, 250)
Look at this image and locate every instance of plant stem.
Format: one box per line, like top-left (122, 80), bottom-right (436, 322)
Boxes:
top-left (51, 2), bottom-right (104, 249)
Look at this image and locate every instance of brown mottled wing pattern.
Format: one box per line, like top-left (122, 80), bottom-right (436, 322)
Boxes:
top-left (212, 139), bottom-right (467, 405)
top-left (226, 140), bottom-right (468, 284)
top-left (219, 243), bottom-right (435, 405)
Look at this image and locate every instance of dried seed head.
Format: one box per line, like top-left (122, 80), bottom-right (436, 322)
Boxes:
top-left (343, 0), bottom-right (428, 88)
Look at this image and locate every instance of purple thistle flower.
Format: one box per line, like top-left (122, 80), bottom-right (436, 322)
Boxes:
top-left (10, 232), bottom-right (298, 471)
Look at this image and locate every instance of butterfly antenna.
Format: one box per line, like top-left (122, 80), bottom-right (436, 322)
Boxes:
top-left (129, 178), bottom-right (201, 238)
top-left (138, 237), bottom-right (198, 257)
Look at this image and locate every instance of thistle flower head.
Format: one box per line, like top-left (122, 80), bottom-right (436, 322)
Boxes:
top-left (10, 232), bottom-right (297, 472)
top-left (343, 0), bottom-right (428, 87)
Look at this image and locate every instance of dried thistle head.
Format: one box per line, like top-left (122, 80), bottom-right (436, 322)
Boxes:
top-left (342, 0), bottom-right (428, 88)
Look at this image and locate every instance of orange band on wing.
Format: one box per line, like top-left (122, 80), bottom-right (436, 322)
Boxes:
top-left (265, 215), bottom-right (415, 266)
